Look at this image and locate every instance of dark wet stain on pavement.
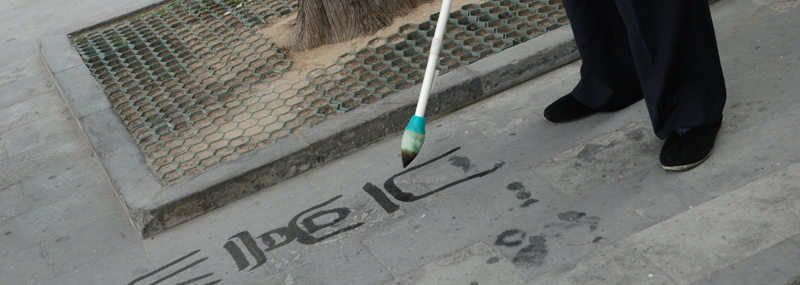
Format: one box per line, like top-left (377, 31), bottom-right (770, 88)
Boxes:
top-left (448, 156), bottom-right (471, 173)
top-left (576, 144), bottom-right (603, 162)
top-left (506, 182), bottom-right (524, 191)
top-left (512, 236), bottom-right (547, 267)
top-left (520, 199), bottom-right (539, 208)
top-left (576, 141), bottom-right (623, 162)
top-left (495, 229), bottom-right (526, 247)
top-left (547, 212), bottom-right (600, 232)
top-left (625, 128), bottom-right (645, 141)
top-left (506, 182), bottom-right (539, 208)
top-left (557, 211), bottom-right (586, 221)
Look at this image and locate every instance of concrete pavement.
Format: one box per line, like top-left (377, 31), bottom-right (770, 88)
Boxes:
top-left (2, 0), bottom-right (800, 284)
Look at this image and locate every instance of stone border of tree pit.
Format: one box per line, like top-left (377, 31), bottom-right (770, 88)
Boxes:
top-left (39, 23), bottom-right (579, 238)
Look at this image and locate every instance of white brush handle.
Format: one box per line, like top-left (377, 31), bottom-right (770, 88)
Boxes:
top-left (415, 0), bottom-right (453, 118)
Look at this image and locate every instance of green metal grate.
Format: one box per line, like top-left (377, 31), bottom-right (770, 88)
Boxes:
top-left (73, 0), bottom-right (568, 183)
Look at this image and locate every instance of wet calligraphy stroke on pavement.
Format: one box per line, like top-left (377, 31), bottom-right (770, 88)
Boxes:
top-left (494, 210), bottom-right (603, 268)
top-left (223, 195), bottom-right (364, 271)
top-left (129, 147), bottom-right (504, 283)
top-left (127, 250), bottom-right (221, 285)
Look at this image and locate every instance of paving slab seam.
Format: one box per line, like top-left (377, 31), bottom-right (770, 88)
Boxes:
top-left (40, 21), bottom-right (579, 238)
top-left (359, 231), bottom-right (404, 281)
top-left (33, 56), bottom-right (135, 238)
top-left (615, 212), bottom-right (769, 285)
top-left (614, 162), bottom-right (800, 284)
top-left (36, 44), bottom-right (142, 237)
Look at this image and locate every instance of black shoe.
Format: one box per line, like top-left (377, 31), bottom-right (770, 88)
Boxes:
top-left (543, 93), bottom-right (597, 124)
top-left (660, 116), bottom-right (724, 171)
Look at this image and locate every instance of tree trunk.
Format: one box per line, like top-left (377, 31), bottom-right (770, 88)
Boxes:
top-left (290, 0), bottom-right (430, 51)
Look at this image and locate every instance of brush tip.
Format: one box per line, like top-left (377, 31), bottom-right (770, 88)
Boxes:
top-left (401, 151), bottom-right (418, 168)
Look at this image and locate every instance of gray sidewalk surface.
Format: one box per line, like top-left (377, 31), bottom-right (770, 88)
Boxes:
top-left (37, 9), bottom-right (578, 238)
top-left (2, 0), bottom-right (800, 284)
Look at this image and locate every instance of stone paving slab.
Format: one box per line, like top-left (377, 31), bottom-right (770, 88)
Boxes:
top-left (0, 117), bottom-right (93, 191)
top-left (0, 185), bottom-right (28, 221)
top-left (385, 242), bottom-right (527, 285)
top-left (531, 119), bottom-right (661, 198)
top-left (50, 64), bottom-right (114, 121)
top-left (454, 58), bottom-right (579, 137)
top-left (2, 112), bottom-right (78, 157)
top-left (0, 89), bottom-right (68, 133)
top-left (0, 243), bottom-right (53, 284)
top-left (527, 244), bottom-right (677, 285)
top-left (41, 211), bottom-right (139, 277)
top-left (49, 244), bottom-right (154, 284)
top-left (38, 36), bottom-right (84, 74)
top-left (0, 29), bottom-right (37, 68)
top-left (40, 15), bottom-right (579, 237)
top-left (0, 60), bottom-right (54, 111)
top-left (266, 240), bottom-right (395, 285)
top-left (791, 233), bottom-right (800, 249)
top-left (0, 180), bottom-right (120, 256)
top-left (620, 162), bottom-right (800, 285)
top-left (0, 137), bottom-right (6, 161)
top-left (690, 239), bottom-right (800, 285)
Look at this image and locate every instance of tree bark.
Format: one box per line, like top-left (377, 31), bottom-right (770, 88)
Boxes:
top-left (291, 0), bottom-right (430, 51)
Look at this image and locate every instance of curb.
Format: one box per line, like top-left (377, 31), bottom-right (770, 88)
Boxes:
top-left (40, 25), bottom-right (579, 238)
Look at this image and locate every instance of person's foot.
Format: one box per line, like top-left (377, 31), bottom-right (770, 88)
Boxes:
top-left (660, 116), bottom-right (724, 171)
top-left (543, 93), bottom-right (597, 124)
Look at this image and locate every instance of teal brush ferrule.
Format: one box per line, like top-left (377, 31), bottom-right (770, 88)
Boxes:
top-left (405, 116), bottom-right (426, 134)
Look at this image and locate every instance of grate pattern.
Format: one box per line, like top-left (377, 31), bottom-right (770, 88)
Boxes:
top-left (73, 0), bottom-right (568, 183)
top-left (296, 0), bottom-right (568, 114)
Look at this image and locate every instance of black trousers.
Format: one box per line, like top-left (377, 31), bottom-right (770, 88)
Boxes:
top-left (563, 0), bottom-right (726, 139)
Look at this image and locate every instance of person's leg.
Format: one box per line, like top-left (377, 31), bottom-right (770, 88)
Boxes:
top-left (614, 0), bottom-right (726, 170)
top-left (544, 0), bottom-right (644, 123)
top-left (614, 0), bottom-right (726, 139)
top-left (565, 0), bottom-right (644, 111)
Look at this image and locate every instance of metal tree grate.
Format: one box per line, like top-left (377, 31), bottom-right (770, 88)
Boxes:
top-left (72, 0), bottom-right (568, 183)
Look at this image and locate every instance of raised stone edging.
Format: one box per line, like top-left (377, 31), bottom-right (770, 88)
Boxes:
top-left (39, 25), bottom-right (579, 238)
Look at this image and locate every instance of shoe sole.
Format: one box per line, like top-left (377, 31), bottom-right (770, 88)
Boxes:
top-left (661, 150), bottom-right (713, 171)
top-left (543, 112), bottom-right (596, 124)
top-left (661, 116), bottom-right (724, 172)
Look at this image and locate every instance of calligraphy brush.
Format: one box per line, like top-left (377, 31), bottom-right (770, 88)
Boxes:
top-left (401, 0), bottom-right (452, 168)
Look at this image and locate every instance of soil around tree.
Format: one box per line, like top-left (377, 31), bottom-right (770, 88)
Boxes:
top-left (258, 0), bottom-right (489, 82)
